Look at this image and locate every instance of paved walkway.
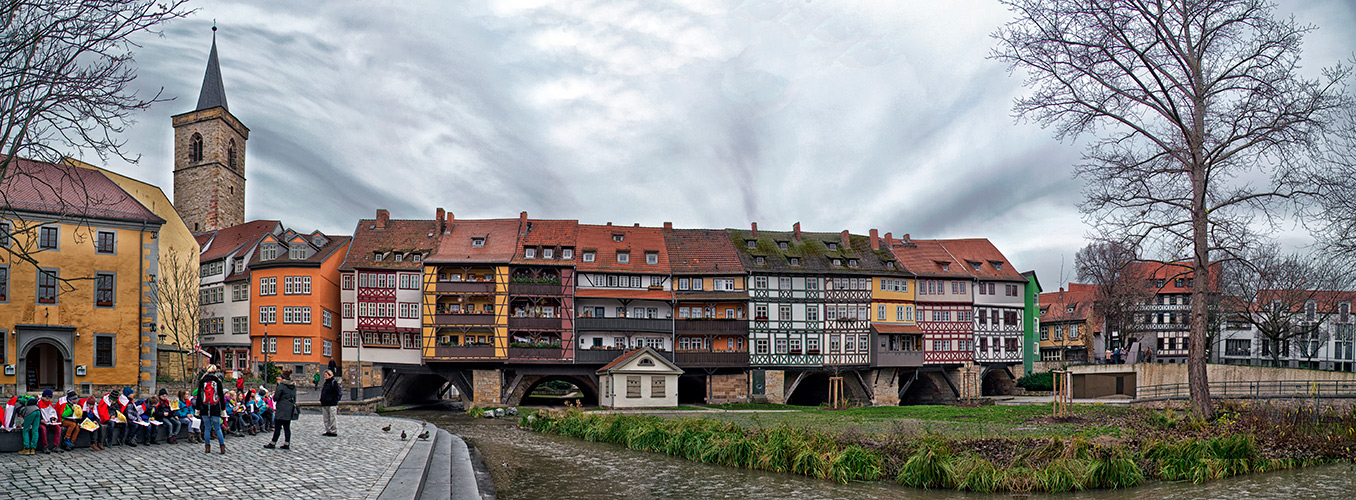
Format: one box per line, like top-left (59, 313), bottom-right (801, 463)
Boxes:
top-left (0, 414), bottom-right (424, 500)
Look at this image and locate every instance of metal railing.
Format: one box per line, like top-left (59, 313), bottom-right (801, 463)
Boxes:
top-left (1136, 379), bottom-right (1356, 401)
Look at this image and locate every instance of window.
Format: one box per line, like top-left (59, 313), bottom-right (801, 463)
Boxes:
top-left (692, 278), bottom-right (702, 290)
top-left (746, 240), bottom-right (757, 249)
top-left (832, 259), bottom-right (842, 266)
top-left (1305, 301), bottom-right (1317, 322)
top-left (228, 139), bottom-right (237, 170)
top-left (650, 376), bottom-right (665, 398)
top-left (373, 252), bottom-right (384, 262)
top-left (631, 276), bottom-right (642, 287)
top-left (303, 338), bottom-right (312, 355)
top-left (617, 252), bottom-right (629, 264)
top-left (755, 276), bottom-right (768, 289)
top-left (267, 337), bottom-right (277, 354)
top-left (259, 306), bottom-right (277, 324)
top-left (715, 278), bottom-right (735, 291)
top-left (789, 257), bottom-right (800, 266)
top-left (583, 251), bottom-right (595, 262)
top-left (1225, 339), bottom-right (1250, 356)
top-left (754, 256), bottom-right (766, 265)
top-left (755, 304), bottom-right (768, 319)
top-left (562, 248), bottom-right (573, 259)
top-left (323, 310), bottom-right (333, 328)
top-left (95, 231), bottom-right (115, 254)
top-left (232, 283), bottom-right (249, 301)
top-left (94, 272), bottom-right (114, 307)
top-left (779, 277), bottom-right (792, 289)
top-left (896, 306), bottom-right (905, 321)
top-left (650, 276), bottom-right (663, 287)
top-left (471, 238), bottom-right (485, 247)
top-left (776, 338), bottom-right (788, 353)
top-left (323, 340), bottom-right (332, 357)
top-left (37, 268), bottom-right (58, 304)
top-left (755, 339), bottom-right (769, 354)
top-left (1342, 302), bottom-right (1351, 324)
top-left (232, 316), bottom-right (248, 334)
top-left (259, 277), bottom-right (277, 295)
top-left (626, 376), bottom-right (641, 398)
top-left (543, 248), bottom-right (554, 259)
top-left (343, 303), bottom-right (354, 318)
top-left (806, 305), bottom-right (819, 321)
top-left (646, 252), bottom-right (658, 265)
top-left (779, 304), bottom-right (792, 320)
top-left (613, 234), bottom-right (624, 242)
top-left (189, 133), bottom-right (204, 162)
top-left (678, 278), bottom-right (689, 290)
top-left (39, 226), bottom-right (58, 250)
top-left (826, 242), bottom-right (838, 251)
top-left (0, 222), bottom-right (9, 247)
top-left (847, 259), bottom-right (858, 268)
top-left (0, 265), bottom-right (7, 302)
top-left (524, 247), bottom-right (535, 259)
top-left (95, 335), bottom-right (114, 367)
top-left (261, 244), bottom-right (278, 261)
top-left (293, 338), bottom-right (303, 354)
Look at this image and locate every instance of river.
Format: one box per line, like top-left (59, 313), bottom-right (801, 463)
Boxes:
top-left (391, 407), bottom-right (1356, 500)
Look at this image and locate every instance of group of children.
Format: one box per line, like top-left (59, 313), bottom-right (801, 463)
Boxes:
top-left (1, 385), bottom-right (277, 455)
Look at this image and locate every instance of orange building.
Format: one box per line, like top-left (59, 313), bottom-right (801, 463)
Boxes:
top-left (248, 229), bottom-right (350, 380)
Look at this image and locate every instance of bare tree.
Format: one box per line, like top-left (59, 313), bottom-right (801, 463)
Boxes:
top-left (1076, 238), bottom-right (1153, 353)
top-left (1222, 246), bottom-right (1354, 367)
top-left (0, 1), bottom-right (190, 273)
top-left (153, 250), bottom-right (200, 381)
top-left (994, 0), bottom-right (1353, 416)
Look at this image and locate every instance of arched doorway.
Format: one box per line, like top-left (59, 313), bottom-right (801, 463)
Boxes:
top-left (25, 342), bottom-right (66, 392)
top-left (520, 376), bottom-right (598, 406)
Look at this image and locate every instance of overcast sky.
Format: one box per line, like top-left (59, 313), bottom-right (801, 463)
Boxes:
top-left (93, 0), bottom-right (1356, 289)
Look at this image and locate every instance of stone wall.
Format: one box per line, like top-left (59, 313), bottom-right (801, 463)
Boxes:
top-left (708, 372), bottom-right (749, 404)
top-left (172, 108), bottom-right (247, 233)
top-left (763, 370), bottom-right (785, 404)
top-left (472, 369), bottom-right (502, 405)
top-left (871, 368), bottom-right (900, 406)
top-left (1067, 362), bottom-right (1356, 399)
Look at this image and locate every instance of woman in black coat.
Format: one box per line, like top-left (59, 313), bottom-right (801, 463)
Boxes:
top-left (264, 369), bottom-right (298, 450)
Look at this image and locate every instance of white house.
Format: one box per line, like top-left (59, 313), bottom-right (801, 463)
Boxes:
top-left (596, 347), bottom-right (683, 408)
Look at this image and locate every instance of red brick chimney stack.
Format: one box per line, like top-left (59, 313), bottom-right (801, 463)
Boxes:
top-left (840, 230), bottom-right (850, 249)
top-left (375, 209), bottom-right (389, 229)
top-left (663, 222), bottom-right (673, 232)
top-left (751, 222), bottom-right (758, 238)
top-left (792, 222), bottom-right (801, 242)
top-left (435, 208), bottom-right (446, 233)
top-left (884, 232), bottom-right (893, 246)
top-left (869, 229), bottom-right (879, 250)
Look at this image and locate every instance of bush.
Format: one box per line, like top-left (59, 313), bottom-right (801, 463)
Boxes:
top-left (1017, 371), bottom-right (1053, 391)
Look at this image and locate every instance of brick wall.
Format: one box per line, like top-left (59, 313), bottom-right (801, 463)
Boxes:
top-left (707, 372), bottom-right (749, 404)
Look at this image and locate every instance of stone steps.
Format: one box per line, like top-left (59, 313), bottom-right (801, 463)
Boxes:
top-left (378, 427), bottom-right (486, 500)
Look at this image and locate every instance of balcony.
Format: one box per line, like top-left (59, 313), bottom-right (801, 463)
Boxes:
top-left (508, 347), bottom-right (566, 361)
top-left (576, 348), bottom-right (674, 364)
top-left (874, 349), bottom-right (924, 367)
top-left (673, 319), bottom-right (748, 335)
top-left (432, 281), bottom-right (496, 294)
top-left (430, 313), bottom-right (496, 326)
top-left (508, 317), bottom-right (563, 330)
top-left (428, 345), bottom-right (495, 359)
top-left (674, 350), bottom-right (749, 368)
top-left (575, 317), bottom-right (672, 333)
top-left (508, 282), bottom-right (565, 296)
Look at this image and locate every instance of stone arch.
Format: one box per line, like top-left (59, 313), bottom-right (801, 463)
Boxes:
top-left (901, 372), bottom-right (953, 405)
top-left (980, 365), bottom-right (1017, 396)
top-left (516, 375), bottom-right (598, 406)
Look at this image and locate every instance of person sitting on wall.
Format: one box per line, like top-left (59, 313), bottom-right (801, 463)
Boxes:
top-left (97, 391), bottom-right (125, 447)
top-left (173, 390), bottom-right (197, 443)
top-left (35, 389), bottom-right (62, 454)
top-left (79, 395), bottom-right (105, 450)
top-left (57, 390), bottom-right (84, 451)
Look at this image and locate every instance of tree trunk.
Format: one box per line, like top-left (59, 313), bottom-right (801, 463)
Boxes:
top-left (1187, 42), bottom-right (1214, 418)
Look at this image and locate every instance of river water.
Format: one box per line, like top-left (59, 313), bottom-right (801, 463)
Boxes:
top-left (392, 408), bottom-right (1355, 500)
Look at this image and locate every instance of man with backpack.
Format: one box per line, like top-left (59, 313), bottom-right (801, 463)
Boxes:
top-left (196, 364), bottom-right (228, 454)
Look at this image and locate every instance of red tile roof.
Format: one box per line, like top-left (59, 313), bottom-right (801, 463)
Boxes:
top-left (247, 232), bottom-right (351, 269)
top-left (199, 220), bottom-right (282, 263)
top-left (340, 216), bottom-right (440, 271)
top-left (513, 218), bottom-right (580, 264)
top-left (936, 238), bottom-right (1025, 281)
top-left (595, 346), bottom-right (682, 373)
top-left (1124, 261), bottom-right (1222, 292)
top-left (575, 224), bottom-right (670, 273)
top-left (427, 219), bottom-right (520, 264)
top-left (1039, 283), bottom-right (1101, 329)
top-left (872, 323), bottom-right (924, 334)
top-left (664, 228), bottom-right (744, 274)
top-left (0, 157), bottom-right (163, 224)
top-left (888, 239), bottom-right (974, 278)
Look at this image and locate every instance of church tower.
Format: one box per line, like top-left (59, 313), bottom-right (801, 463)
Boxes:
top-left (172, 27), bottom-right (248, 233)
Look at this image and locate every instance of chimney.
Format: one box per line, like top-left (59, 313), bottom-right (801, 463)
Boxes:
top-left (633, 223), bottom-right (640, 228)
top-left (750, 222), bottom-right (758, 238)
top-left (884, 232), bottom-right (893, 247)
top-left (870, 229), bottom-right (879, 250)
top-left (840, 230), bottom-right (850, 249)
top-left (903, 233), bottom-right (911, 243)
top-left (436, 208), bottom-right (446, 234)
top-left (792, 222), bottom-right (801, 243)
top-left (445, 211), bottom-right (454, 234)
top-left (375, 209), bottom-right (389, 229)
top-left (663, 222), bottom-right (673, 232)
top-left (606, 222), bottom-right (613, 226)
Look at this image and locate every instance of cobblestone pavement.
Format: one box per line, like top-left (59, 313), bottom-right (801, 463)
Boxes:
top-left (0, 414), bottom-right (424, 500)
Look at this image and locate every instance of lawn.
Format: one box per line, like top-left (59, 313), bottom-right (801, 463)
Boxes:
top-left (693, 403), bottom-right (1130, 438)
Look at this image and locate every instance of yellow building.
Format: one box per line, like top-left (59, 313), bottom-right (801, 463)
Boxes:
top-left (421, 219), bottom-right (518, 362)
top-left (1, 158), bottom-right (165, 395)
top-left (871, 275), bottom-right (923, 359)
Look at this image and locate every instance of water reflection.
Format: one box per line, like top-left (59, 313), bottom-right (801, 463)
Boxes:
top-left (391, 408), bottom-right (1355, 500)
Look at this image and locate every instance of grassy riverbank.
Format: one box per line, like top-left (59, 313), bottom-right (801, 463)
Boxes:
top-left (519, 402), bottom-right (1354, 493)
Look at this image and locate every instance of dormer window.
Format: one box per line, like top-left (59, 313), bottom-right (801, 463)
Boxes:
top-left (789, 257), bottom-right (800, 266)
top-left (994, 262), bottom-right (1003, 271)
top-left (583, 251), bottom-right (595, 263)
top-left (471, 238), bottom-right (485, 247)
top-left (412, 253), bottom-right (422, 263)
top-left (524, 247), bottom-right (536, 259)
top-left (613, 234), bottom-right (624, 242)
top-left (826, 242), bottom-right (838, 251)
top-left (886, 262), bottom-right (895, 270)
top-left (543, 248), bottom-right (554, 259)
top-left (746, 240), bottom-right (757, 249)
top-left (373, 252), bottom-right (384, 262)
top-left (562, 248), bottom-right (573, 259)
top-left (971, 262), bottom-right (982, 271)
top-left (617, 252), bottom-right (629, 264)
top-left (289, 243), bottom-right (307, 260)
top-left (832, 259), bottom-right (842, 266)
top-left (261, 244), bottom-right (278, 261)
top-left (777, 241), bottom-right (789, 250)
top-left (1066, 305), bottom-right (1075, 313)
top-left (394, 253), bottom-right (403, 262)
top-left (645, 252), bottom-right (658, 265)
top-left (941, 263), bottom-right (950, 271)
top-left (847, 259), bottom-right (859, 268)
top-left (754, 256), bottom-right (766, 265)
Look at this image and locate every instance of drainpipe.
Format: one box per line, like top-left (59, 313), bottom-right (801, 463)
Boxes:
top-left (138, 221), bottom-right (150, 396)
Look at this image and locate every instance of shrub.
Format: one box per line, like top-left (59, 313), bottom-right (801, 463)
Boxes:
top-left (897, 441), bottom-right (955, 490)
top-left (1016, 371), bottom-right (1053, 391)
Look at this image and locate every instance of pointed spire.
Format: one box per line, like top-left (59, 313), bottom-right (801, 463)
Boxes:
top-left (195, 25), bottom-right (229, 112)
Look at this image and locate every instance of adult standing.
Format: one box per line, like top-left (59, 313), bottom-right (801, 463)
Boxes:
top-left (319, 370), bottom-right (341, 437)
top-left (264, 369), bottom-right (298, 449)
top-left (196, 364), bottom-right (228, 454)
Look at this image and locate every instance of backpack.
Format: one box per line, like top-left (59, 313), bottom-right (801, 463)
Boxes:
top-left (202, 380), bottom-right (220, 408)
